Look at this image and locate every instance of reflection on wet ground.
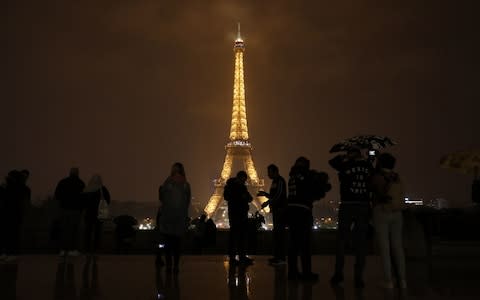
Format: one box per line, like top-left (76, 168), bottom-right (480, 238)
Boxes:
top-left (1, 255), bottom-right (480, 299)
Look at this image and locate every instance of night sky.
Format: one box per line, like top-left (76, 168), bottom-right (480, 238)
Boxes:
top-left (3, 0), bottom-right (479, 208)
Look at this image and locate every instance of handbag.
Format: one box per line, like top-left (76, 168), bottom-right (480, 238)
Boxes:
top-left (97, 187), bottom-right (110, 220)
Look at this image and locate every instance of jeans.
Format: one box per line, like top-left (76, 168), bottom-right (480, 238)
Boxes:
top-left (334, 203), bottom-right (370, 279)
top-left (373, 206), bottom-right (406, 283)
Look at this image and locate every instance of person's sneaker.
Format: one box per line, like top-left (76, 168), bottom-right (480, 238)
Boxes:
top-left (355, 278), bottom-right (365, 289)
top-left (67, 250), bottom-right (81, 257)
top-left (239, 257), bottom-right (254, 265)
top-left (330, 274), bottom-right (344, 287)
top-left (299, 272), bottom-right (319, 281)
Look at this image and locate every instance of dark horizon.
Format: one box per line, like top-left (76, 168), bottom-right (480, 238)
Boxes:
top-left (3, 1), bottom-right (479, 208)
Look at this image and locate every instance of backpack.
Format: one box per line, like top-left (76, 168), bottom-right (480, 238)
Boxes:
top-left (309, 170), bottom-right (332, 201)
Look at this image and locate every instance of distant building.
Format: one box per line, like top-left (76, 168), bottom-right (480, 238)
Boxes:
top-left (404, 197), bottom-right (424, 206)
top-left (426, 198), bottom-right (449, 209)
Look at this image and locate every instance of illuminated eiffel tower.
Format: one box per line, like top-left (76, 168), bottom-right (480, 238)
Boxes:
top-left (204, 24), bottom-right (267, 222)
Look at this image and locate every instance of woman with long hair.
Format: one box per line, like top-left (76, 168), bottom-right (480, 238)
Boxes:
top-left (370, 153), bottom-right (407, 289)
top-left (83, 174), bottom-right (111, 256)
top-left (157, 162), bottom-right (191, 273)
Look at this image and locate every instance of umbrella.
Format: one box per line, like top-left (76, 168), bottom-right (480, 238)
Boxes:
top-left (330, 135), bottom-right (397, 153)
top-left (440, 150), bottom-right (480, 179)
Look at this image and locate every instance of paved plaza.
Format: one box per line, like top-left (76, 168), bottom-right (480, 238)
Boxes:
top-left (1, 254), bottom-right (480, 300)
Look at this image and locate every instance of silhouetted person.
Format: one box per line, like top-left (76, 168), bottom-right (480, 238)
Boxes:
top-left (0, 170), bottom-right (30, 262)
top-left (287, 157), bottom-right (321, 281)
top-left (191, 214), bottom-right (207, 254)
top-left (157, 162), bottom-right (191, 273)
top-left (204, 217), bottom-right (217, 248)
top-left (329, 148), bottom-right (373, 288)
top-left (83, 174), bottom-right (111, 256)
top-left (156, 184), bottom-right (164, 266)
top-left (55, 167), bottom-right (85, 257)
top-left (370, 153), bottom-right (407, 289)
top-left (224, 171), bottom-right (253, 266)
top-left (258, 164), bottom-right (287, 265)
top-left (113, 215), bottom-right (138, 253)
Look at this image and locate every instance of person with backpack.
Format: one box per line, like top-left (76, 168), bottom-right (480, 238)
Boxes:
top-left (287, 157), bottom-right (331, 281)
top-left (370, 153), bottom-right (407, 289)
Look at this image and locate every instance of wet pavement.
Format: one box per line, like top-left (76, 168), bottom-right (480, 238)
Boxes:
top-left (1, 255), bottom-right (480, 299)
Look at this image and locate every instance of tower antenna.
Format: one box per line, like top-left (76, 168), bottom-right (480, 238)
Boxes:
top-left (236, 22), bottom-right (242, 41)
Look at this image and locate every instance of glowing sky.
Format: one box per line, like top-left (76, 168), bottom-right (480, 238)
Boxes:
top-left (3, 0), bottom-right (479, 207)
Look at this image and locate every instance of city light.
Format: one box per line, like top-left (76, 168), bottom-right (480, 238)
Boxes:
top-left (138, 217), bottom-right (155, 230)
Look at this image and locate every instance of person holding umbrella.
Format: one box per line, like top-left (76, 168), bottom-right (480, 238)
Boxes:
top-left (329, 148), bottom-right (373, 288)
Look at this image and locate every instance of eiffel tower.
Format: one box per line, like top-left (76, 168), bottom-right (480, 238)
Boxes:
top-left (204, 24), bottom-right (267, 222)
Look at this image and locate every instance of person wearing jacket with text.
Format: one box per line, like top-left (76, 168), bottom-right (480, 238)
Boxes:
top-left (329, 148), bottom-right (373, 288)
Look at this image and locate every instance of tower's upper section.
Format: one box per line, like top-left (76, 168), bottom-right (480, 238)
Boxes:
top-left (229, 23), bottom-right (249, 142)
